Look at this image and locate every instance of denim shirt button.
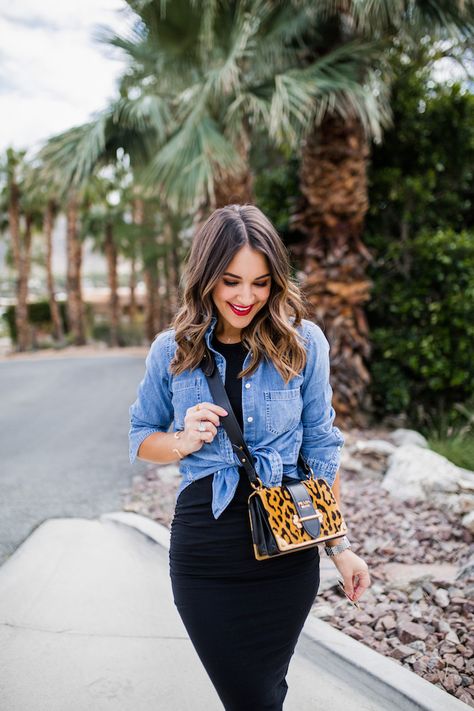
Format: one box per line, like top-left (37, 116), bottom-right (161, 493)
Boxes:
top-left (247, 416), bottom-right (253, 422)
top-left (245, 383), bottom-right (251, 389)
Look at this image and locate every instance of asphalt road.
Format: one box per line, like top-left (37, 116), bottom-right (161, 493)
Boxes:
top-left (0, 354), bottom-right (149, 566)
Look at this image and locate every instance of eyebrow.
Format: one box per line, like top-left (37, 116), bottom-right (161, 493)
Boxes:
top-left (223, 272), bottom-right (271, 280)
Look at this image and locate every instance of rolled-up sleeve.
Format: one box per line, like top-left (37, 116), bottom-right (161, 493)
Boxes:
top-left (300, 321), bottom-right (345, 486)
top-left (128, 331), bottom-right (174, 464)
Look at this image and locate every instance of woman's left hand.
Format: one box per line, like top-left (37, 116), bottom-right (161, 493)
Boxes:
top-left (327, 549), bottom-right (371, 603)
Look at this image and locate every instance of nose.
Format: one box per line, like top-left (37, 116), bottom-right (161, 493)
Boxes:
top-left (237, 287), bottom-right (257, 305)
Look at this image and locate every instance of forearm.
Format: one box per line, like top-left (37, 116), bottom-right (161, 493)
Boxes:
top-left (326, 469), bottom-right (343, 547)
top-left (331, 468), bottom-right (341, 507)
top-left (137, 431), bottom-right (190, 464)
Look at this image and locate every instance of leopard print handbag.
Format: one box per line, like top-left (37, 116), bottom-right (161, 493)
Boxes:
top-left (201, 349), bottom-right (348, 560)
top-left (247, 472), bottom-right (348, 560)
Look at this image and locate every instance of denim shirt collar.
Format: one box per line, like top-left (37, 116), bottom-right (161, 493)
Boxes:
top-left (201, 315), bottom-right (220, 376)
top-left (204, 314), bottom-right (219, 348)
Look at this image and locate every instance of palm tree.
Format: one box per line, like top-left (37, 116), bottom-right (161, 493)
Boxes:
top-left (35, 106), bottom-right (193, 341)
top-left (23, 165), bottom-right (66, 346)
top-left (131, 195), bottom-right (180, 339)
top-left (2, 149), bottom-right (37, 351)
top-left (80, 174), bottom-right (123, 347)
top-left (289, 1), bottom-right (474, 425)
top-left (42, 196), bottom-right (65, 344)
top-left (64, 189), bottom-right (87, 345)
top-left (99, 0), bottom-right (387, 214)
top-left (35, 106), bottom-right (169, 342)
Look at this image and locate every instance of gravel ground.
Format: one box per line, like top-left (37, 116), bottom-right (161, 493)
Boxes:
top-left (121, 432), bottom-right (474, 707)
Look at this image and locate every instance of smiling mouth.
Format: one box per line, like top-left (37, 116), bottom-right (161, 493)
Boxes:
top-left (228, 302), bottom-right (254, 316)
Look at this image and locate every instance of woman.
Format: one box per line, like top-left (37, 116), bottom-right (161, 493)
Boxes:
top-left (129, 204), bottom-right (371, 710)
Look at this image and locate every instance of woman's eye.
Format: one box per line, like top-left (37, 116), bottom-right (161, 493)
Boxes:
top-left (223, 280), bottom-right (269, 288)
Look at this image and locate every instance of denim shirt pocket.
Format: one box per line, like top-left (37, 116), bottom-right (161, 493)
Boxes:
top-left (171, 375), bottom-right (204, 430)
top-left (263, 388), bottom-right (301, 435)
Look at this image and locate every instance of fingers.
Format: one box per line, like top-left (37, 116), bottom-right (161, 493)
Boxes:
top-left (352, 569), bottom-right (371, 601)
top-left (199, 402), bottom-right (228, 419)
top-left (339, 561), bottom-right (371, 602)
top-left (185, 418), bottom-right (218, 441)
top-left (183, 402), bottom-right (227, 444)
top-left (187, 403), bottom-right (227, 428)
top-left (200, 422), bottom-right (218, 439)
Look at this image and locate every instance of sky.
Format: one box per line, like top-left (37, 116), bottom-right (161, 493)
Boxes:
top-left (0, 0), bottom-right (129, 154)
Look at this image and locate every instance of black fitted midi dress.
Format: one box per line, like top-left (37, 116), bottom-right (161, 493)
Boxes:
top-left (169, 333), bottom-right (320, 711)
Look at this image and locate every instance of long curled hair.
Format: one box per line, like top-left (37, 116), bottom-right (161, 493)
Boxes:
top-left (169, 204), bottom-right (311, 384)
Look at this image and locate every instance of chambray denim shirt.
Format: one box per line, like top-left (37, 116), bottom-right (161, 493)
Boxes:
top-left (129, 315), bottom-right (345, 519)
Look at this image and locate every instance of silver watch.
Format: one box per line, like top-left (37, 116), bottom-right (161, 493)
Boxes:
top-left (324, 535), bottom-right (351, 556)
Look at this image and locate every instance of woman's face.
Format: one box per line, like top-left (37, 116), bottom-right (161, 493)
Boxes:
top-left (211, 245), bottom-right (272, 340)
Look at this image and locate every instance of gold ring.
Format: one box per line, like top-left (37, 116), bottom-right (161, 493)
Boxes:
top-left (196, 404), bottom-right (201, 411)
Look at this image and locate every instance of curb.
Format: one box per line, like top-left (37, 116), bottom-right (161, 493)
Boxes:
top-left (0, 347), bottom-right (148, 364)
top-left (102, 511), bottom-right (470, 711)
top-left (101, 511), bottom-right (171, 549)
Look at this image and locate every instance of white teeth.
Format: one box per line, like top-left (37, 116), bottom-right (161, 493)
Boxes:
top-left (231, 304), bottom-right (251, 312)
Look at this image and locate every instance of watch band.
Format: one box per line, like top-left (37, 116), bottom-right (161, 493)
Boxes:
top-left (324, 535), bottom-right (351, 556)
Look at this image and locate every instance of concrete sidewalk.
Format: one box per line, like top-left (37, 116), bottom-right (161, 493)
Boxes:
top-left (0, 514), bottom-right (469, 711)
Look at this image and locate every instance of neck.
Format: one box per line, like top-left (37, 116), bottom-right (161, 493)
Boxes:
top-left (214, 325), bottom-right (242, 344)
top-left (215, 334), bottom-right (242, 344)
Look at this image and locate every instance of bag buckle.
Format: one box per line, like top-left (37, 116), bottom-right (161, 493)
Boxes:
top-left (292, 511), bottom-right (323, 529)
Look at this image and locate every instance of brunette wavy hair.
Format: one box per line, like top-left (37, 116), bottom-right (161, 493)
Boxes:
top-left (169, 204), bottom-right (311, 384)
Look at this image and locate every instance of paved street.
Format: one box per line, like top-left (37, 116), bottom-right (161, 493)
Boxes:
top-left (0, 354), bottom-right (148, 565)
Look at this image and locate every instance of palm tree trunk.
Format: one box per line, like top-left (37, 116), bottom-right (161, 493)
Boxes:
top-left (66, 192), bottom-right (86, 345)
top-left (163, 221), bottom-right (177, 320)
top-left (144, 258), bottom-right (159, 340)
top-left (130, 199), bottom-right (143, 325)
top-left (156, 249), bottom-right (165, 330)
top-left (291, 113), bottom-right (374, 427)
top-left (104, 221), bottom-right (120, 347)
top-left (133, 197), bottom-right (160, 342)
top-left (7, 163), bottom-right (31, 351)
top-left (213, 128), bottom-right (254, 209)
top-left (128, 245), bottom-right (137, 323)
top-left (170, 224), bottom-right (181, 305)
top-left (192, 130), bottom-right (253, 244)
top-left (22, 215), bottom-right (34, 347)
top-left (44, 199), bottom-right (64, 343)
top-left (17, 214), bottom-right (33, 350)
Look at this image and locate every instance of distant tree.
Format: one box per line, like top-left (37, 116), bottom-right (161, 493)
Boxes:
top-left (1, 149), bottom-right (44, 351)
top-left (23, 165), bottom-right (65, 345)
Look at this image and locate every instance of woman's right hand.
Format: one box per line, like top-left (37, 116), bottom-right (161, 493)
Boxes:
top-left (178, 402), bottom-right (228, 455)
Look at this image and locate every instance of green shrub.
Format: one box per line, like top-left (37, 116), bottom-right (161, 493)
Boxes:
top-left (2, 300), bottom-right (97, 346)
top-left (91, 320), bottom-right (145, 346)
top-left (2, 300), bottom-right (69, 342)
top-left (367, 228), bottom-right (474, 432)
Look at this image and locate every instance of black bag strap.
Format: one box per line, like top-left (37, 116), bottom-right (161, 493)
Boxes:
top-left (200, 348), bottom-right (312, 486)
top-left (200, 349), bottom-right (260, 485)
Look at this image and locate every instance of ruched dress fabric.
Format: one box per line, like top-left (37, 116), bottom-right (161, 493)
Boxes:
top-left (169, 333), bottom-right (320, 710)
